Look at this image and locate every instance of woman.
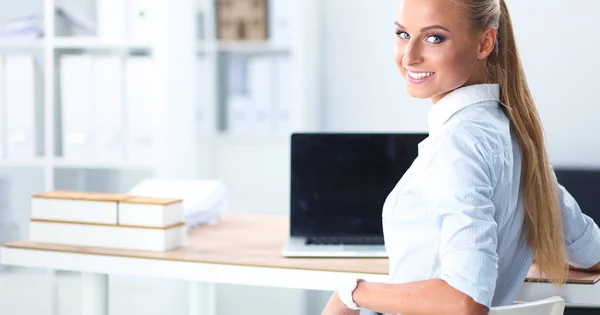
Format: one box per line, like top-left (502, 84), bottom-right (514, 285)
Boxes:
top-left (322, 0), bottom-right (600, 314)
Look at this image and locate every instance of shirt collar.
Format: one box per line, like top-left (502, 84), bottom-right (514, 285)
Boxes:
top-left (428, 83), bottom-right (500, 134)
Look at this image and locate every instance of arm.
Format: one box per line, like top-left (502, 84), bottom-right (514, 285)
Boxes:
top-left (353, 279), bottom-right (488, 315)
top-left (570, 262), bottom-right (600, 273)
top-left (330, 131), bottom-right (498, 315)
top-left (552, 169), bottom-right (600, 271)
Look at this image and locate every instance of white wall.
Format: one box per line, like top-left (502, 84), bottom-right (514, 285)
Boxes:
top-left (321, 0), bottom-right (600, 168)
top-left (507, 0), bottom-right (600, 167)
top-left (322, 0), bottom-right (430, 132)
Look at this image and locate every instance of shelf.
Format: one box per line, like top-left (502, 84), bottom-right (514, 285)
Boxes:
top-left (0, 159), bottom-right (46, 168)
top-left (0, 39), bottom-right (44, 49)
top-left (52, 37), bottom-right (153, 50)
top-left (199, 41), bottom-right (292, 54)
top-left (208, 132), bottom-right (290, 144)
top-left (52, 159), bottom-right (154, 171)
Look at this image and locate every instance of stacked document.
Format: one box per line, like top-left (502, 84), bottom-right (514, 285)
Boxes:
top-left (128, 179), bottom-right (229, 227)
top-left (0, 14), bottom-right (43, 38)
top-left (0, 7), bottom-right (96, 39)
top-left (29, 191), bottom-right (187, 252)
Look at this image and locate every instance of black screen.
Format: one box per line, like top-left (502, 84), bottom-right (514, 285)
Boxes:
top-left (290, 133), bottom-right (428, 237)
top-left (554, 168), bottom-right (600, 223)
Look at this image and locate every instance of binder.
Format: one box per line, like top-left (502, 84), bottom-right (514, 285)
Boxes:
top-left (91, 56), bottom-right (125, 163)
top-left (226, 56), bottom-right (252, 134)
top-left (124, 56), bottom-right (156, 164)
top-left (227, 94), bottom-right (253, 135)
top-left (4, 55), bottom-right (42, 161)
top-left (247, 57), bottom-right (273, 135)
top-left (60, 55), bottom-right (94, 162)
top-left (0, 55), bottom-right (5, 159)
top-left (197, 57), bottom-right (216, 135)
top-left (269, 0), bottom-right (293, 46)
top-left (272, 57), bottom-right (292, 134)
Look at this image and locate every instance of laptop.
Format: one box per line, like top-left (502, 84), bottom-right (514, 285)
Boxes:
top-left (281, 132), bottom-right (428, 258)
top-left (554, 168), bottom-right (600, 223)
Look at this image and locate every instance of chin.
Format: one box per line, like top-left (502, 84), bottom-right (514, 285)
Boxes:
top-left (405, 84), bottom-right (435, 99)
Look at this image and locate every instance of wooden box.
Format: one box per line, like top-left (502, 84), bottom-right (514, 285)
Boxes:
top-left (31, 191), bottom-right (128, 225)
top-left (216, 0), bottom-right (269, 41)
top-left (29, 191), bottom-right (186, 252)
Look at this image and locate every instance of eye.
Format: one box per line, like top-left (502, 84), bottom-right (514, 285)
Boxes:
top-left (426, 35), bottom-right (445, 44)
top-left (395, 30), bottom-right (410, 40)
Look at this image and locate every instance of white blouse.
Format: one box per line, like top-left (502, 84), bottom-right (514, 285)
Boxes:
top-left (382, 83), bottom-right (600, 308)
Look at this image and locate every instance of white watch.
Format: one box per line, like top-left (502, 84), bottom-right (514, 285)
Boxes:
top-left (337, 278), bottom-right (361, 310)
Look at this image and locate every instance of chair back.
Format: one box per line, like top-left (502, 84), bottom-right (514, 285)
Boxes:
top-left (489, 296), bottom-right (565, 315)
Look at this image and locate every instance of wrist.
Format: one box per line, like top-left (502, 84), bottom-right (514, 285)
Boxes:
top-left (352, 279), bottom-right (366, 306)
top-left (338, 278), bottom-right (365, 310)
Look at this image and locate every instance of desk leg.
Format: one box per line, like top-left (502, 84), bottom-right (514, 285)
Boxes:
top-left (189, 282), bottom-right (216, 315)
top-left (81, 273), bottom-right (108, 315)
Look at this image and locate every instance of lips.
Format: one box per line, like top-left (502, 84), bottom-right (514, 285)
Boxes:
top-left (407, 71), bottom-right (435, 80)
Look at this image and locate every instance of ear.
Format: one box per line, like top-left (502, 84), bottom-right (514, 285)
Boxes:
top-left (478, 27), bottom-right (497, 59)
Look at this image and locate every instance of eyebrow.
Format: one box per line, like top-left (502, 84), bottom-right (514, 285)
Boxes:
top-left (394, 22), bottom-right (451, 33)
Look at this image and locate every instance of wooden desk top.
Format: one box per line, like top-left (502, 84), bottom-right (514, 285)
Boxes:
top-left (3, 214), bottom-right (600, 284)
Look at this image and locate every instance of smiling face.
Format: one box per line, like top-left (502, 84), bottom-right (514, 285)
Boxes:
top-left (394, 0), bottom-right (493, 103)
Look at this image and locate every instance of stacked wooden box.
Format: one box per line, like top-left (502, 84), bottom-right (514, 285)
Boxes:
top-left (216, 0), bottom-right (269, 41)
top-left (29, 191), bottom-right (187, 252)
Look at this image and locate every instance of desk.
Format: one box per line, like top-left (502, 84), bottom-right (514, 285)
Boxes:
top-left (1, 214), bottom-right (599, 315)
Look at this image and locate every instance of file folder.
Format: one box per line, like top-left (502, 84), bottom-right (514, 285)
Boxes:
top-left (59, 55), bottom-right (94, 162)
top-left (92, 56), bottom-right (125, 163)
top-left (247, 57), bottom-right (273, 135)
top-left (124, 57), bottom-right (156, 164)
top-left (0, 55), bottom-right (5, 159)
top-left (272, 57), bottom-right (292, 134)
top-left (4, 55), bottom-right (43, 161)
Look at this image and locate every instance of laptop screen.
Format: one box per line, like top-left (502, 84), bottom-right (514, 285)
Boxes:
top-left (290, 133), bottom-right (428, 237)
top-left (554, 168), bottom-right (600, 223)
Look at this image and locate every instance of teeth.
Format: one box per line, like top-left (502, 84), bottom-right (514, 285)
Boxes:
top-left (408, 71), bottom-right (434, 79)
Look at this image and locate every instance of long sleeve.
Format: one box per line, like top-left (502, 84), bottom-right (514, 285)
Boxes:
top-left (422, 130), bottom-right (499, 308)
top-left (553, 170), bottom-right (600, 268)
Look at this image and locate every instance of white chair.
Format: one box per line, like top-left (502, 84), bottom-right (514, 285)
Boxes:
top-left (489, 296), bottom-right (565, 315)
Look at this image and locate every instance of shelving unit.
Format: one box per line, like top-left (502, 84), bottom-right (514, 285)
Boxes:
top-left (0, 0), bottom-right (322, 222)
top-left (0, 39), bottom-right (44, 49)
top-left (52, 37), bottom-right (153, 50)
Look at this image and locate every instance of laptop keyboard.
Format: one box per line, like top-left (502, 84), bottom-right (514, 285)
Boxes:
top-left (305, 236), bottom-right (384, 245)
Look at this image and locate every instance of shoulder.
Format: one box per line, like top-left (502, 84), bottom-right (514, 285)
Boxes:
top-left (434, 102), bottom-right (513, 160)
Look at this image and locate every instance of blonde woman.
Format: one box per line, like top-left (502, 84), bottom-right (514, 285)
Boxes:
top-left (322, 0), bottom-right (600, 314)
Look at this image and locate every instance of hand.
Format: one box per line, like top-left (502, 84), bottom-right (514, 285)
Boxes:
top-left (321, 291), bottom-right (360, 315)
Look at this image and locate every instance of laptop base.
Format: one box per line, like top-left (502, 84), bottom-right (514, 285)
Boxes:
top-left (281, 237), bottom-right (388, 258)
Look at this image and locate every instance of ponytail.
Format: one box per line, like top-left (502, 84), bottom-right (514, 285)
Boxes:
top-left (493, 0), bottom-right (567, 285)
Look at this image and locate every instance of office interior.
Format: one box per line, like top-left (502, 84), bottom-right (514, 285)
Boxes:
top-left (0, 0), bottom-right (598, 314)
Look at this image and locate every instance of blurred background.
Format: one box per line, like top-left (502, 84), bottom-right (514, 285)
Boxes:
top-left (0, 0), bottom-right (598, 314)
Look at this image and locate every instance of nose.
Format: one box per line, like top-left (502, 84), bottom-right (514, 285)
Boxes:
top-left (402, 40), bottom-right (424, 68)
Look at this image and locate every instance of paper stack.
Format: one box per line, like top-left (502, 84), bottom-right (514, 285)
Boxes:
top-left (29, 191), bottom-right (187, 252)
top-left (0, 7), bottom-right (96, 39)
top-left (128, 179), bottom-right (228, 227)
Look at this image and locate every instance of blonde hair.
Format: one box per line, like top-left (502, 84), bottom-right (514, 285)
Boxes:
top-left (460, 0), bottom-right (567, 285)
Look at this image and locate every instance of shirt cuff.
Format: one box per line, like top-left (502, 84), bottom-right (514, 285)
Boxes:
top-left (439, 249), bottom-right (498, 308)
top-left (566, 222), bottom-right (600, 269)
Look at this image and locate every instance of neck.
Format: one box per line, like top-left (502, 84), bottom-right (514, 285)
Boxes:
top-left (430, 66), bottom-right (495, 105)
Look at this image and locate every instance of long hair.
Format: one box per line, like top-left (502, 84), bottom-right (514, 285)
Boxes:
top-left (460, 0), bottom-right (568, 285)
